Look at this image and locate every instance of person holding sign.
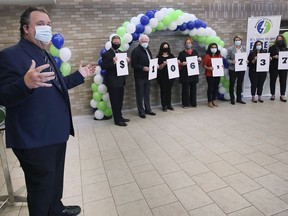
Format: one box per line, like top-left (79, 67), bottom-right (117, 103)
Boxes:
top-left (102, 35), bottom-right (130, 126)
top-left (131, 34), bottom-right (156, 118)
top-left (203, 43), bottom-right (222, 108)
top-left (226, 36), bottom-right (246, 105)
top-left (269, 35), bottom-right (288, 102)
top-left (248, 40), bottom-right (268, 103)
top-left (156, 42), bottom-right (176, 112)
top-left (178, 37), bottom-right (201, 108)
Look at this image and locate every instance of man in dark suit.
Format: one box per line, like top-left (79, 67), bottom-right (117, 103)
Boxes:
top-left (131, 34), bottom-right (156, 118)
top-left (0, 7), bottom-right (95, 216)
top-left (102, 35), bottom-right (130, 126)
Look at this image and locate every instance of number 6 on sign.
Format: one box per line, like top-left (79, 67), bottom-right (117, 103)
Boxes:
top-left (167, 58), bottom-right (179, 79)
top-left (278, 51), bottom-right (288, 70)
top-left (148, 58), bottom-right (158, 80)
top-left (186, 56), bottom-right (199, 76)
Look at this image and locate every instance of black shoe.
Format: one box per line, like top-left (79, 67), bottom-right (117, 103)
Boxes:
top-left (280, 96), bottom-right (287, 102)
top-left (270, 96), bottom-right (275, 101)
top-left (139, 113), bottom-right (146, 118)
top-left (61, 206), bottom-right (81, 216)
top-left (162, 107), bottom-right (167, 112)
top-left (167, 106), bottom-right (175, 111)
top-left (258, 99), bottom-right (264, 103)
top-left (231, 100), bottom-right (235, 105)
top-left (122, 118), bottom-right (130, 122)
top-left (145, 111), bottom-right (156, 115)
top-left (236, 100), bottom-right (246, 104)
top-left (115, 121), bottom-right (127, 126)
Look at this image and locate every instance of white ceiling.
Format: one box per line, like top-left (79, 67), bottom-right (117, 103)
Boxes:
top-left (0, 0), bottom-right (56, 5)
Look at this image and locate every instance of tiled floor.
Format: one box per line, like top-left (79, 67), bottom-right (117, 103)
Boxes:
top-left (1, 98), bottom-right (288, 216)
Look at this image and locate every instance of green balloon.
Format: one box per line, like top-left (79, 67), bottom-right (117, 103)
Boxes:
top-left (156, 21), bottom-right (165, 30)
top-left (50, 44), bottom-right (59, 57)
top-left (283, 31), bottom-right (288, 42)
top-left (219, 40), bottom-right (225, 47)
top-left (104, 107), bottom-right (112, 117)
top-left (97, 101), bottom-right (107, 111)
top-left (93, 92), bottom-right (102, 102)
top-left (175, 9), bottom-right (183, 16)
top-left (197, 36), bottom-right (206, 44)
top-left (116, 27), bottom-right (126, 37)
top-left (205, 36), bottom-right (214, 45)
top-left (122, 21), bottom-right (130, 28)
top-left (60, 62), bottom-right (71, 76)
top-left (91, 83), bottom-right (99, 92)
top-left (170, 11), bottom-right (178, 21)
top-left (220, 76), bottom-right (225, 83)
top-left (162, 16), bottom-right (172, 26)
top-left (223, 80), bottom-right (229, 89)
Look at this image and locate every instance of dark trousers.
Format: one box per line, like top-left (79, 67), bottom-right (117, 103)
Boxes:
top-left (108, 86), bottom-right (124, 124)
top-left (158, 79), bottom-right (174, 108)
top-left (249, 71), bottom-right (267, 96)
top-left (135, 79), bottom-right (151, 114)
top-left (229, 70), bottom-right (245, 102)
top-left (206, 76), bottom-right (220, 102)
top-left (13, 143), bottom-right (66, 216)
top-left (270, 69), bottom-right (288, 95)
top-left (181, 82), bottom-right (197, 107)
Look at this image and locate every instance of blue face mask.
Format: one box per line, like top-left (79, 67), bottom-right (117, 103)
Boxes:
top-left (35, 26), bottom-right (52, 44)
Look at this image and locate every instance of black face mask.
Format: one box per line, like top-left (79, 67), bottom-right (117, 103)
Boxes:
top-left (112, 43), bottom-right (120, 50)
top-left (276, 40), bottom-right (284, 47)
top-left (162, 47), bottom-right (169, 52)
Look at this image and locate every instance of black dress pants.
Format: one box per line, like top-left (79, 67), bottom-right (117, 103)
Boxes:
top-left (13, 143), bottom-right (66, 216)
top-left (135, 79), bottom-right (151, 114)
top-left (158, 78), bottom-right (174, 108)
top-left (206, 76), bottom-right (220, 102)
top-left (229, 70), bottom-right (245, 102)
top-left (181, 82), bottom-right (197, 107)
top-left (108, 86), bottom-right (124, 124)
top-left (249, 71), bottom-right (267, 96)
top-left (270, 69), bottom-right (288, 95)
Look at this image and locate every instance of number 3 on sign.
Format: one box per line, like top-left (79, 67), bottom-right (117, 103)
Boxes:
top-left (148, 58), bottom-right (158, 80)
top-left (278, 51), bottom-right (288, 70)
top-left (256, 53), bottom-right (270, 72)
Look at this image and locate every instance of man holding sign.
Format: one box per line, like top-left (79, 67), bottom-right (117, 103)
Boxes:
top-left (131, 34), bottom-right (156, 118)
top-left (102, 35), bottom-right (130, 126)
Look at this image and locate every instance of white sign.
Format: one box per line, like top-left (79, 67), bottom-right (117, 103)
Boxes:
top-left (256, 53), bottom-right (270, 72)
top-left (116, 53), bottom-right (129, 76)
top-left (235, 53), bottom-right (247, 72)
top-left (278, 51), bottom-right (288, 70)
top-left (167, 58), bottom-right (179, 79)
top-left (186, 56), bottom-right (200, 76)
top-left (211, 58), bottom-right (224, 77)
top-left (148, 58), bottom-right (158, 80)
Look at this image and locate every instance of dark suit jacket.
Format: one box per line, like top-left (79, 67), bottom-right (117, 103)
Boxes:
top-left (0, 39), bottom-right (84, 149)
top-left (131, 44), bottom-right (152, 80)
top-left (101, 48), bottom-right (125, 88)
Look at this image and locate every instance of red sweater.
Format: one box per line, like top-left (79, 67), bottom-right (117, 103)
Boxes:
top-left (203, 54), bottom-right (222, 77)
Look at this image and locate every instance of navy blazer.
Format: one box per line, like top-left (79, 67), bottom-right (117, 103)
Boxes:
top-left (0, 39), bottom-right (84, 149)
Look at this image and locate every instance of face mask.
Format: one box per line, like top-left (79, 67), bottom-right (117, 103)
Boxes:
top-left (211, 48), bottom-right (217, 54)
top-left (186, 44), bottom-right (192, 49)
top-left (256, 45), bottom-right (262, 51)
top-left (35, 26), bottom-right (52, 44)
top-left (141, 43), bottom-right (148, 49)
top-left (276, 40), bottom-right (284, 47)
top-left (112, 43), bottom-right (120, 50)
top-left (162, 47), bottom-right (169, 52)
top-left (235, 41), bottom-right (241, 46)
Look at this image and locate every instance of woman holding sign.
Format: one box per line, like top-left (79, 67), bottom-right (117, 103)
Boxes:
top-left (248, 40), bottom-right (268, 103)
top-left (203, 43), bottom-right (222, 108)
top-left (178, 37), bottom-right (201, 108)
top-left (269, 35), bottom-right (288, 102)
top-left (157, 42), bottom-right (176, 112)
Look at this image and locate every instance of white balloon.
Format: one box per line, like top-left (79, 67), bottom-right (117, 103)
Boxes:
top-left (130, 17), bottom-right (140, 25)
top-left (218, 86), bottom-right (226, 94)
top-left (94, 75), bottom-right (103, 84)
top-left (90, 99), bottom-right (97, 108)
top-left (189, 14), bottom-right (197, 21)
top-left (197, 27), bottom-right (205, 36)
top-left (176, 16), bottom-right (184, 26)
top-left (181, 29), bottom-right (189, 35)
top-left (218, 45), bottom-right (223, 51)
top-left (204, 27), bottom-right (213, 36)
top-left (155, 11), bottom-right (164, 21)
top-left (144, 25), bottom-right (152, 35)
top-left (137, 13), bottom-right (144, 19)
top-left (167, 8), bottom-right (174, 14)
top-left (102, 92), bottom-right (110, 102)
top-left (160, 8), bottom-right (169, 16)
top-left (105, 41), bottom-right (111, 50)
top-left (126, 23), bottom-right (136, 34)
top-left (59, 47), bottom-right (71, 62)
top-left (94, 110), bottom-right (104, 120)
top-left (168, 22), bottom-right (177, 31)
top-left (148, 18), bottom-right (158, 28)
top-left (123, 33), bottom-right (133, 43)
top-left (98, 84), bottom-right (107, 94)
top-left (221, 48), bottom-right (228, 58)
top-left (109, 33), bottom-right (117, 41)
top-left (182, 13), bottom-right (190, 22)
top-left (95, 66), bottom-right (101, 75)
top-left (121, 43), bottom-right (130, 52)
top-left (189, 29), bottom-right (197, 37)
top-left (211, 30), bottom-right (217, 36)
top-left (224, 92), bottom-right (230, 100)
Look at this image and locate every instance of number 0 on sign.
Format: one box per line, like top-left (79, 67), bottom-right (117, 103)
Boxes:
top-left (256, 53), bottom-right (270, 72)
top-left (116, 53), bottom-right (129, 76)
top-left (167, 58), bottom-right (180, 79)
top-left (148, 58), bottom-right (158, 80)
top-left (278, 51), bottom-right (288, 70)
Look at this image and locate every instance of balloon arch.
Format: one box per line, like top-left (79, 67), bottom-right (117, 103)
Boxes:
top-left (90, 7), bottom-right (230, 119)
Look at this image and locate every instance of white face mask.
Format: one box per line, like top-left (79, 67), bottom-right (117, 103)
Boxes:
top-left (235, 41), bottom-right (241, 46)
top-left (211, 48), bottom-right (217, 54)
top-left (35, 26), bottom-right (52, 44)
top-left (141, 42), bottom-right (148, 49)
top-left (256, 45), bottom-right (262, 51)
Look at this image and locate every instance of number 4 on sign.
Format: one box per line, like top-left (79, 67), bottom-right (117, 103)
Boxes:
top-left (148, 58), bottom-right (158, 80)
top-left (278, 51), bottom-right (288, 70)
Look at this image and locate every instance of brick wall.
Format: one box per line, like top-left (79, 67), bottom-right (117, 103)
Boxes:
top-left (0, 0), bottom-right (287, 115)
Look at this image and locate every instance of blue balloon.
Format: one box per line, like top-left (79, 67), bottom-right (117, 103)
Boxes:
top-left (194, 19), bottom-right (202, 29)
top-left (179, 23), bottom-right (187, 31)
top-left (153, 10), bottom-right (158, 13)
top-left (98, 58), bottom-right (102, 66)
top-left (132, 32), bottom-right (140, 41)
top-left (53, 57), bottom-right (62, 68)
top-left (100, 48), bottom-right (106, 57)
top-left (173, 26), bottom-right (179, 32)
top-left (52, 34), bottom-right (64, 49)
top-left (100, 69), bottom-right (107, 77)
top-left (217, 93), bottom-right (224, 100)
top-left (201, 21), bottom-right (207, 28)
top-left (186, 21), bottom-right (195, 30)
top-left (136, 24), bottom-right (145, 34)
top-left (145, 10), bottom-right (155, 19)
top-left (140, 16), bottom-right (150, 26)
top-left (223, 57), bottom-right (229, 69)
